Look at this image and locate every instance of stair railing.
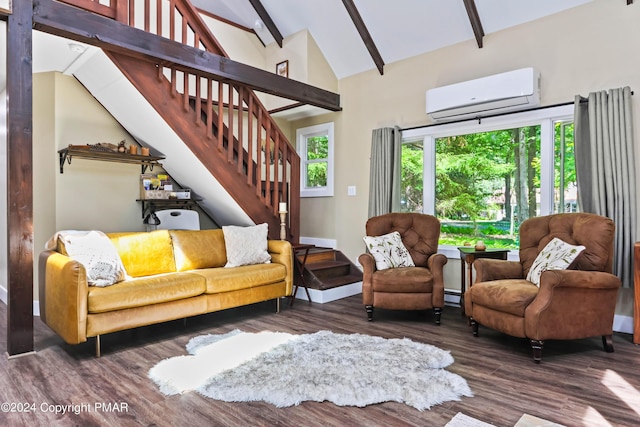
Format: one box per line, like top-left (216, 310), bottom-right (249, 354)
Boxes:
top-left (57, 0), bottom-right (300, 240)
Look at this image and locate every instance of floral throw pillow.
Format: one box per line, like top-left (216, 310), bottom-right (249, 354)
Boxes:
top-left (363, 231), bottom-right (415, 270)
top-left (526, 237), bottom-right (585, 286)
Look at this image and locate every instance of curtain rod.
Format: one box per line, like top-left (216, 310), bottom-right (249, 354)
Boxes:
top-left (401, 90), bottom-right (634, 132)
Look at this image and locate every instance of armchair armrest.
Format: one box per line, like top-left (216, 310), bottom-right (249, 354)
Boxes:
top-left (428, 253), bottom-right (448, 305)
top-left (268, 240), bottom-right (293, 296)
top-left (474, 259), bottom-right (523, 283)
top-left (358, 253), bottom-right (376, 305)
top-left (38, 250), bottom-right (89, 344)
top-left (525, 269), bottom-right (621, 340)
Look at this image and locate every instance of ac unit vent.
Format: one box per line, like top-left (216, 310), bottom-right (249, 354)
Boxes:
top-left (426, 68), bottom-right (540, 121)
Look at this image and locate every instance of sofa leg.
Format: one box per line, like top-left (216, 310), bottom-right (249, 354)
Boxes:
top-left (276, 298), bottom-right (280, 314)
top-left (433, 307), bottom-right (442, 325)
top-left (365, 305), bottom-right (373, 321)
top-left (602, 335), bottom-right (614, 353)
top-left (530, 339), bottom-right (544, 363)
top-left (95, 335), bottom-right (101, 358)
top-left (470, 318), bottom-right (479, 336)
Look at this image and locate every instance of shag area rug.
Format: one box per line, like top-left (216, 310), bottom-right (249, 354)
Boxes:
top-left (149, 330), bottom-right (472, 411)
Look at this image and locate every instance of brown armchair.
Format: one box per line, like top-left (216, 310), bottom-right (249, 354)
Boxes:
top-left (358, 213), bottom-right (447, 324)
top-left (464, 213), bottom-right (621, 363)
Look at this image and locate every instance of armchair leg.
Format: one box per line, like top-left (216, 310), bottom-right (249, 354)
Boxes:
top-left (530, 339), bottom-right (544, 364)
top-left (365, 305), bottom-right (373, 321)
top-left (602, 335), bottom-right (614, 353)
top-left (433, 307), bottom-right (442, 325)
top-left (470, 318), bottom-right (479, 336)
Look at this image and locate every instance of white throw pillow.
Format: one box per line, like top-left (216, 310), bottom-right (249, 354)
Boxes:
top-left (526, 237), bottom-right (585, 286)
top-left (56, 230), bottom-right (127, 287)
top-left (223, 223), bottom-right (271, 267)
top-left (363, 231), bottom-right (415, 270)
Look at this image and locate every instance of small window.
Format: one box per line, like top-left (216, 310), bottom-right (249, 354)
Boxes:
top-left (297, 122), bottom-right (334, 197)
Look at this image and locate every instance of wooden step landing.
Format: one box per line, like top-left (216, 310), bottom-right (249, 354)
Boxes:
top-left (296, 247), bottom-right (363, 291)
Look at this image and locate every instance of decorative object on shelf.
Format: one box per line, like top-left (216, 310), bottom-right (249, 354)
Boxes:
top-left (276, 60), bottom-right (289, 78)
top-left (86, 142), bottom-right (118, 152)
top-left (279, 202), bottom-right (287, 240)
top-left (140, 174), bottom-right (191, 201)
top-left (474, 240), bottom-right (486, 251)
top-left (141, 147), bottom-right (150, 156)
top-left (117, 141), bottom-right (127, 153)
top-left (129, 145), bottom-right (138, 155)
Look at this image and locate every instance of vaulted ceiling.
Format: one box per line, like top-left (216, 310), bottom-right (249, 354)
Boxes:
top-left (190, 0), bottom-right (595, 79)
top-left (0, 1), bottom-right (598, 92)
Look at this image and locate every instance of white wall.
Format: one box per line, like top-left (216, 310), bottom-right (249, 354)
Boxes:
top-left (291, 0), bottom-right (640, 322)
top-left (31, 72), bottom-right (145, 301)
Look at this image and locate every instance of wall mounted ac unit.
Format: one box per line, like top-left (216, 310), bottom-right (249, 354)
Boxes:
top-left (426, 68), bottom-right (540, 121)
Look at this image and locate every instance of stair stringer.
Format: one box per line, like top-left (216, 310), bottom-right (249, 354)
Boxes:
top-left (72, 48), bottom-right (254, 227)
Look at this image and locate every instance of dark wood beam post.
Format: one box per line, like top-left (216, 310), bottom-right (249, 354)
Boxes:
top-left (248, 0), bottom-right (283, 48)
top-left (341, 0), bottom-right (384, 75)
top-left (6, 0), bottom-right (35, 356)
top-left (33, 0), bottom-right (340, 112)
top-left (463, 0), bottom-right (485, 48)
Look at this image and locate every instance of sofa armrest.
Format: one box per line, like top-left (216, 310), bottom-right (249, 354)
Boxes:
top-left (38, 250), bottom-right (89, 344)
top-left (474, 259), bottom-right (523, 283)
top-left (268, 240), bottom-right (293, 296)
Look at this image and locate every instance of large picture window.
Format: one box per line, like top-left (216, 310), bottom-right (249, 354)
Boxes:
top-left (297, 122), bottom-right (334, 197)
top-left (401, 105), bottom-right (575, 250)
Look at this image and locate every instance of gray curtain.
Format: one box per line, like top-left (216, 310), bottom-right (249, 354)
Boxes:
top-left (367, 126), bottom-right (402, 217)
top-left (574, 86), bottom-right (636, 287)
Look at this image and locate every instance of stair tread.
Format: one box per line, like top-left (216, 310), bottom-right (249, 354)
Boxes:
top-left (308, 274), bottom-right (363, 290)
top-left (305, 260), bottom-right (350, 270)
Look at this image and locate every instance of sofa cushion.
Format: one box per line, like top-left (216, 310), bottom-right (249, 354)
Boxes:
top-left (467, 279), bottom-right (538, 317)
top-left (194, 263), bottom-right (287, 293)
top-left (87, 272), bottom-right (206, 313)
top-left (170, 229), bottom-right (227, 271)
top-left (108, 230), bottom-right (176, 277)
top-left (371, 266), bottom-right (433, 293)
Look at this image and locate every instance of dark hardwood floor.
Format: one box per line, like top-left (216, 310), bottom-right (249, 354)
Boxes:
top-left (1, 296), bottom-right (639, 427)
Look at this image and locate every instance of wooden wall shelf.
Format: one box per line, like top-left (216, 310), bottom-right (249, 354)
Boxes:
top-left (136, 198), bottom-right (202, 219)
top-left (58, 146), bottom-right (165, 173)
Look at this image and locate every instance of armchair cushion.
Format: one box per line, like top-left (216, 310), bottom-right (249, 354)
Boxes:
top-left (372, 266), bottom-right (434, 293)
top-left (467, 279), bottom-right (538, 317)
top-left (526, 237), bottom-right (585, 286)
top-left (363, 231), bottom-right (415, 270)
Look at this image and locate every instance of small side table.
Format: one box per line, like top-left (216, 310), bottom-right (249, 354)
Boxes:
top-left (458, 247), bottom-right (510, 315)
top-left (290, 244), bottom-right (314, 307)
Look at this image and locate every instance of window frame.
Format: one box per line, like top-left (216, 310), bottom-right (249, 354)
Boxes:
top-left (401, 105), bottom-right (574, 257)
top-left (296, 122), bottom-right (334, 198)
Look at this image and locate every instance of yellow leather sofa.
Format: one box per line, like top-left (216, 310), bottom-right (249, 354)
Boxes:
top-left (38, 229), bottom-right (293, 356)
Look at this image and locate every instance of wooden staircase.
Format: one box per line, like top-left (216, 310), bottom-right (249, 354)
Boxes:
top-left (61, 0), bottom-right (300, 241)
top-left (298, 247), bottom-right (363, 291)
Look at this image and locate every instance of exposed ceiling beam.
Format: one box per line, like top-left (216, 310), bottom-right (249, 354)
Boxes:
top-left (463, 0), bottom-right (485, 48)
top-left (248, 0), bottom-right (283, 48)
top-left (341, 0), bottom-right (385, 75)
top-left (33, 0), bottom-right (341, 112)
